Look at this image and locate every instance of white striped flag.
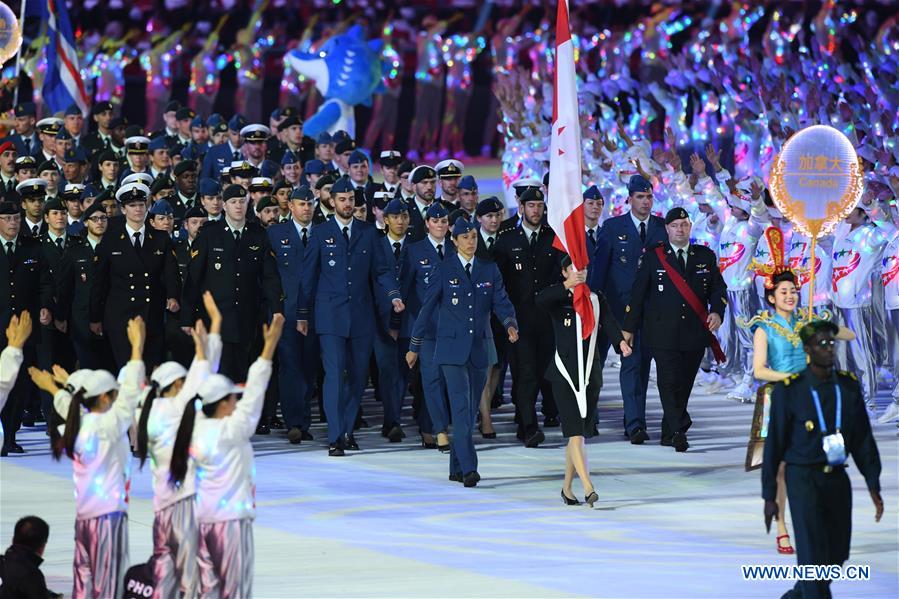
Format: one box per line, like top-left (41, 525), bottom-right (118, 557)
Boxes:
top-left (42, 0), bottom-right (90, 115)
top-left (547, 0), bottom-right (594, 339)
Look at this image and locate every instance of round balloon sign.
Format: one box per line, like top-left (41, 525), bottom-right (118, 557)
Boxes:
top-left (768, 125), bottom-right (864, 239)
top-left (0, 3), bottom-right (22, 65)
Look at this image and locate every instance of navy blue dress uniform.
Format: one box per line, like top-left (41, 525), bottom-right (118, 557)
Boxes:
top-left (0, 201), bottom-right (53, 454)
top-left (90, 184), bottom-right (181, 369)
top-left (267, 187), bottom-right (319, 440)
top-left (180, 215), bottom-right (283, 383)
top-left (405, 166), bottom-right (456, 243)
top-left (299, 177), bottom-right (402, 454)
top-left (400, 205), bottom-right (455, 439)
top-left (763, 321), bottom-right (882, 599)
top-left (166, 208), bottom-right (205, 368)
top-left (535, 272), bottom-right (625, 439)
top-left (492, 188), bottom-right (561, 446)
top-left (622, 207), bottom-right (726, 450)
top-left (58, 203), bottom-right (114, 371)
top-left (589, 175), bottom-right (667, 440)
top-left (81, 101), bottom-right (116, 161)
top-left (409, 218), bottom-right (517, 485)
top-left (8, 103), bottom-right (41, 158)
top-left (201, 115), bottom-right (247, 180)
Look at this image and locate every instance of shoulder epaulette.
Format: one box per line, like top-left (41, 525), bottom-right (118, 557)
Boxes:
top-left (837, 370), bottom-right (858, 381)
top-left (783, 372), bottom-right (801, 386)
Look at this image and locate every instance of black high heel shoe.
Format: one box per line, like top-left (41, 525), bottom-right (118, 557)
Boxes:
top-left (478, 423), bottom-right (497, 439)
top-left (561, 490), bottom-right (580, 506)
top-left (584, 490), bottom-right (598, 507)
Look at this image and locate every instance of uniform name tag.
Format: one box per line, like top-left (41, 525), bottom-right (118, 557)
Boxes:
top-left (475, 282), bottom-right (492, 288)
top-left (23, 258), bottom-right (36, 264)
top-left (213, 247), bottom-right (224, 252)
top-left (112, 251), bottom-right (122, 256)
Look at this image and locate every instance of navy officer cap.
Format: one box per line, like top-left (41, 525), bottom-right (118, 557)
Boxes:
top-left (476, 196), bottom-right (504, 216)
top-left (664, 207), bottom-right (690, 224)
top-left (290, 186), bottom-right (314, 202)
top-left (627, 174), bottom-right (653, 194)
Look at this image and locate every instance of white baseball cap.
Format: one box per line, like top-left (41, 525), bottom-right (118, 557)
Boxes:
top-left (151, 362), bottom-right (188, 390)
top-left (82, 370), bottom-right (120, 398)
top-left (198, 374), bottom-right (244, 405)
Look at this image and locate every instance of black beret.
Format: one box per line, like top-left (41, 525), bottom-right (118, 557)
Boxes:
top-left (520, 187), bottom-right (545, 203)
top-left (335, 138), bottom-right (356, 154)
top-left (664, 207), bottom-right (690, 224)
top-left (184, 206), bottom-right (208, 220)
top-left (799, 320), bottom-right (840, 345)
top-left (254, 195), bottom-right (276, 213)
top-left (43, 198), bottom-right (66, 213)
top-left (222, 184), bottom-right (247, 201)
top-left (277, 115), bottom-right (303, 132)
top-left (410, 166), bottom-right (436, 184)
top-left (0, 201), bottom-right (18, 215)
top-left (82, 202), bottom-right (106, 220)
top-left (476, 196), bottom-right (504, 216)
top-left (173, 160), bottom-right (197, 177)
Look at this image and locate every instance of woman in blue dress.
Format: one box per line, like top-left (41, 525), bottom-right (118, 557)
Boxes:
top-left (747, 269), bottom-right (854, 555)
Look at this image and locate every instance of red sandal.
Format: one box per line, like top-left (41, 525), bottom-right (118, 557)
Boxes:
top-left (776, 534), bottom-right (795, 555)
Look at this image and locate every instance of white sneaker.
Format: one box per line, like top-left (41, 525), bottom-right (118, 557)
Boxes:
top-left (877, 401), bottom-right (899, 424)
top-left (727, 382), bottom-right (754, 403)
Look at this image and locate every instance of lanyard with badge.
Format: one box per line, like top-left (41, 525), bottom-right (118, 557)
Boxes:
top-left (810, 382), bottom-right (846, 467)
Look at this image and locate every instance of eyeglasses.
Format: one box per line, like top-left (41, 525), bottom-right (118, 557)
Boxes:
top-left (88, 215), bottom-right (108, 223)
top-left (0, 215), bottom-right (21, 223)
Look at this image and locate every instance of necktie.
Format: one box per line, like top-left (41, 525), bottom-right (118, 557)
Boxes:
top-left (437, 243), bottom-right (444, 259)
top-left (465, 262), bottom-right (472, 278)
top-left (55, 237), bottom-right (64, 251)
top-left (393, 241), bottom-right (401, 259)
top-left (640, 221), bottom-right (646, 243)
top-left (5, 241), bottom-right (13, 257)
top-left (529, 230), bottom-right (537, 249)
top-left (233, 150), bottom-right (240, 161)
top-left (677, 248), bottom-right (686, 271)
top-left (487, 236), bottom-right (494, 251)
top-left (24, 138), bottom-right (31, 154)
top-left (233, 229), bottom-right (241, 243)
top-left (31, 225), bottom-right (39, 236)
top-left (301, 228), bottom-right (308, 247)
top-left (342, 226), bottom-right (349, 243)
top-left (5, 180), bottom-right (12, 194)
top-left (588, 229), bottom-right (595, 244)
top-left (133, 231), bottom-right (141, 250)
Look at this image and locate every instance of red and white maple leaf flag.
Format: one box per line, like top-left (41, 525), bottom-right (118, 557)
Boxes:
top-left (548, 0), bottom-right (594, 339)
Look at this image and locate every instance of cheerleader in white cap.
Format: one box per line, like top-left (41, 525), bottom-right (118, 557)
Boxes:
top-left (169, 314), bottom-right (283, 599)
top-left (29, 317), bottom-right (147, 599)
top-left (134, 292), bottom-right (223, 598)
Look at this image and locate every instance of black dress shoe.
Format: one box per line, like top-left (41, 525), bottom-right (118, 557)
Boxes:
top-left (0, 447), bottom-right (8, 457)
top-left (629, 428), bottom-right (649, 445)
top-left (10, 443), bottom-right (25, 454)
top-left (561, 490), bottom-right (580, 506)
top-left (328, 444), bottom-right (345, 457)
top-left (437, 443), bottom-right (451, 453)
top-left (270, 416), bottom-right (285, 429)
top-left (463, 471), bottom-right (481, 487)
top-left (584, 490), bottom-right (598, 507)
top-left (344, 435), bottom-right (360, 451)
top-left (477, 423), bottom-right (497, 439)
top-left (448, 473), bottom-right (463, 483)
top-left (591, 424), bottom-right (599, 437)
top-left (354, 417), bottom-right (369, 430)
top-left (301, 430), bottom-right (314, 441)
top-left (543, 416), bottom-right (560, 428)
top-left (672, 431), bottom-right (689, 452)
top-left (287, 427), bottom-right (303, 445)
top-left (524, 430), bottom-right (545, 448)
top-left (386, 425), bottom-right (404, 443)
top-left (421, 438), bottom-right (438, 449)
top-left (516, 427), bottom-right (525, 441)
top-left (255, 423), bottom-right (271, 435)
top-left (660, 436), bottom-right (673, 447)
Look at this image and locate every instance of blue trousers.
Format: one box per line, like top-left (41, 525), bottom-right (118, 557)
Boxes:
top-left (372, 331), bottom-right (409, 429)
top-left (621, 332), bottom-right (652, 435)
top-left (421, 338), bottom-right (450, 434)
top-left (277, 325), bottom-right (319, 431)
top-left (442, 362), bottom-right (488, 476)
top-left (319, 334), bottom-right (373, 444)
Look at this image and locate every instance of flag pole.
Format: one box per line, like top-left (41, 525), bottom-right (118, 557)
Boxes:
top-left (11, 0), bottom-right (27, 107)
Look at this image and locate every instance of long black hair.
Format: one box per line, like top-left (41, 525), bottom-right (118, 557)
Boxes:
top-left (135, 381), bottom-right (161, 469)
top-left (169, 396), bottom-right (225, 487)
top-left (54, 390), bottom-right (103, 461)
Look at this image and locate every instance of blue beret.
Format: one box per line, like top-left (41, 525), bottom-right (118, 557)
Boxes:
top-left (281, 151), bottom-right (299, 166)
top-left (458, 175), bottom-right (478, 191)
top-left (331, 130), bottom-right (350, 143)
top-left (476, 196), bottom-right (503, 216)
top-left (181, 143), bottom-right (203, 161)
top-left (452, 217), bottom-right (476, 237)
top-left (290, 185), bottom-right (314, 201)
top-left (316, 132), bottom-right (333, 145)
top-left (14, 102), bottom-right (36, 117)
top-left (425, 203), bottom-right (448, 220)
top-left (207, 113), bottom-right (225, 128)
top-left (383, 198), bottom-right (408, 216)
top-left (63, 147), bottom-right (88, 163)
top-left (583, 185), bottom-right (603, 201)
top-left (304, 159), bottom-right (325, 175)
top-left (148, 136), bottom-right (167, 152)
top-left (55, 129), bottom-right (73, 141)
top-left (627, 174), bottom-right (652, 194)
top-left (348, 150), bottom-right (368, 166)
top-left (149, 199), bottom-right (174, 216)
top-left (81, 184), bottom-right (100, 200)
top-left (270, 107), bottom-right (282, 120)
top-left (199, 178), bottom-right (221, 196)
top-left (330, 176), bottom-right (354, 194)
top-left (228, 114), bottom-right (247, 132)
top-left (64, 104), bottom-right (81, 116)
top-left (190, 115), bottom-right (206, 128)
top-left (260, 161), bottom-right (279, 179)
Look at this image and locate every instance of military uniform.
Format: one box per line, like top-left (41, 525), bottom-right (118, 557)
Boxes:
top-left (623, 241), bottom-right (726, 447)
top-left (763, 368), bottom-right (881, 599)
top-left (61, 236), bottom-right (114, 370)
top-left (167, 236), bottom-right (196, 367)
top-left (90, 217), bottom-right (181, 369)
top-left (181, 219), bottom-right (283, 382)
top-left (493, 222), bottom-right (562, 443)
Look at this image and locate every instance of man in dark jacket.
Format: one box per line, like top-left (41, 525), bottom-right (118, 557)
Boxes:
top-left (0, 515), bottom-right (61, 599)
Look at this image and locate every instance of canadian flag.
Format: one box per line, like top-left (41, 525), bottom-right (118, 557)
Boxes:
top-left (547, 0), bottom-right (594, 339)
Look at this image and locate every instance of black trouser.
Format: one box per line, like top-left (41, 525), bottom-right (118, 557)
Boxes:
top-left (650, 347), bottom-right (703, 440)
top-left (784, 464), bottom-right (852, 599)
top-left (509, 316), bottom-right (557, 435)
top-left (219, 340), bottom-right (252, 383)
top-left (0, 345), bottom-right (37, 449)
top-left (164, 312), bottom-right (193, 368)
top-left (107, 319), bottom-right (164, 372)
top-left (72, 323), bottom-right (115, 371)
